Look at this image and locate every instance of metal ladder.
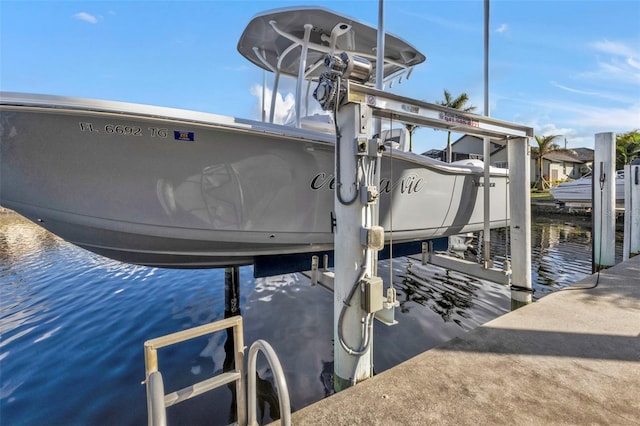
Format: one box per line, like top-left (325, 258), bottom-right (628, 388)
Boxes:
top-left (143, 316), bottom-right (291, 426)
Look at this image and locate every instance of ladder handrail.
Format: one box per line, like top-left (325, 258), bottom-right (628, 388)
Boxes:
top-left (147, 371), bottom-right (167, 426)
top-left (143, 316), bottom-right (247, 426)
top-left (247, 340), bottom-right (291, 426)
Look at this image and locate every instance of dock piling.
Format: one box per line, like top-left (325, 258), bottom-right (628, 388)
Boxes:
top-left (483, 136), bottom-right (493, 268)
top-left (593, 133), bottom-right (616, 271)
top-left (508, 137), bottom-right (533, 308)
top-left (623, 163), bottom-right (640, 260)
top-left (224, 267), bottom-right (241, 318)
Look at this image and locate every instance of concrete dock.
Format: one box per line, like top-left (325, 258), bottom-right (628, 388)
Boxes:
top-left (289, 255), bottom-right (640, 425)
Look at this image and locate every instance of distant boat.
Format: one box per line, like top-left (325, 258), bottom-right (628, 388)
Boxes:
top-left (550, 171), bottom-right (625, 205)
top-left (0, 7), bottom-right (515, 269)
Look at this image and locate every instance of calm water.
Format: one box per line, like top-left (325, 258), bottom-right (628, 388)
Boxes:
top-left (0, 212), bottom-right (622, 425)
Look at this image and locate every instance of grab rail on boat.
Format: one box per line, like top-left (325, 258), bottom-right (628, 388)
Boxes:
top-left (143, 315), bottom-right (290, 426)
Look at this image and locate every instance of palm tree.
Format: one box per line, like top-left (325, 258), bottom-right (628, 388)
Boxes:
top-left (404, 123), bottom-right (418, 152)
top-left (616, 129), bottom-right (640, 170)
top-left (532, 135), bottom-right (560, 190)
top-left (438, 90), bottom-right (476, 162)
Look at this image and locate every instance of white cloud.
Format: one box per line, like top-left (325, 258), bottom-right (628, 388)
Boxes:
top-left (530, 99), bottom-right (640, 132)
top-left (582, 40), bottom-right (640, 85)
top-left (522, 115), bottom-right (574, 140)
top-left (590, 40), bottom-right (637, 58)
top-left (249, 81), bottom-right (328, 124)
top-left (496, 24), bottom-right (508, 34)
top-left (628, 57), bottom-right (640, 71)
top-left (500, 94), bottom-right (639, 149)
top-left (73, 12), bottom-right (98, 24)
top-left (550, 81), bottom-right (601, 96)
top-left (250, 84), bottom-right (296, 124)
top-left (432, 38), bottom-right (639, 151)
top-left (568, 104), bottom-right (640, 130)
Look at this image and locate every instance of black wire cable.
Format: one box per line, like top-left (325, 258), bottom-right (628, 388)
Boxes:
top-left (333, 75), bottom-right (359, 206)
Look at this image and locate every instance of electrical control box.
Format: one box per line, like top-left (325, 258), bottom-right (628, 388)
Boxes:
top-left (360, 185), bottom-right (379, 205)
top-left (361, 275), bottom-right (384, 313)
top-left (355, 137), bottom-right (382, 158)
top-left (361, 226), bottom-right (385, 250)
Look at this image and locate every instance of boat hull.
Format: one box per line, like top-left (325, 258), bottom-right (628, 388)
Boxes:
top-left (1, 94), bottom-right (510, 268)
top-left (550, 177), bottom-right (625, 206)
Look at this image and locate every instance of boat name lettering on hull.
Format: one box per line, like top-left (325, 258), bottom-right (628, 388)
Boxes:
top-left (78, 122), bottom-right (169, 138)
top-left (310, 173), bottom-right (336, 190)
top-left (311, 173), bottom-right (424, 194)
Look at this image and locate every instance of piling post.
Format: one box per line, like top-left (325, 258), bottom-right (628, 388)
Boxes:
top-left (623, 163), bottom-right (640, 260)
top-left (508, 137), bottom-right (532, 309)
top-left (593, 133), bottom-right (616, 271)
top-left (483, 136), bottom-right (492, 268)
top-left (224, 267), bottom-right (241, 318)
top-left (223, 266), bottom-right (242, 424)
top-left (333, 102), bottom-right (379, 391)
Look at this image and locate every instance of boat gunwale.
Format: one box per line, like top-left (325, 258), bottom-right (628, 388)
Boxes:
top-left (0, 91), bottom-right (508, 177)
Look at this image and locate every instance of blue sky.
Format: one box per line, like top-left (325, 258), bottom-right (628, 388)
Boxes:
top-left (1, 0), bottom-right (639, 154)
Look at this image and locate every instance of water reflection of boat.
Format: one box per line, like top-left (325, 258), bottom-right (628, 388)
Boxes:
top-left (0, 7), bottom-right (511, 269)
top-left (0, 212), bottom-right (60, 258)
top-left (401, 263), bottom-right (478, 326)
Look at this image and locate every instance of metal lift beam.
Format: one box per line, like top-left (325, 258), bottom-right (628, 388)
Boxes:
top-left (344, 81), bottom-right (534, 141)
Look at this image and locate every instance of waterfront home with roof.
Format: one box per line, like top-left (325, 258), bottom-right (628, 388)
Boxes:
top-left (434, 135), bottom-right (589, 184)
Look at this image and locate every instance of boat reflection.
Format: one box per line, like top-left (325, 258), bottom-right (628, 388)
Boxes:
top-left (0, 212), bottom-right (60, 259)
top-left (161, 313), bottom-right (284, 424)
top-left (474, 218), bottom-right (596, 296)
top-left (398, 262), bottom-right (480, 328)
top-left (530, 217), bottom-right (593, 295)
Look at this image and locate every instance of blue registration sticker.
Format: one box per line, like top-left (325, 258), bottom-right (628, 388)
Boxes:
top-left (174, 131), bottom-right (195, 141)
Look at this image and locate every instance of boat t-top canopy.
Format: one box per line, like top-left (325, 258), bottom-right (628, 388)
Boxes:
top-left (238, 7), bottom-right (426, 125)
top-left (237, 6), bottom-right (426, 84)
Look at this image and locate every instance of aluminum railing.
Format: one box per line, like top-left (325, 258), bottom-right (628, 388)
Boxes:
top-left (143, 316), bottom-right (246, 426)
top-left (247, 340), bottom-right (291, 426)
top-left (143, 315), bottom-right (290, 426)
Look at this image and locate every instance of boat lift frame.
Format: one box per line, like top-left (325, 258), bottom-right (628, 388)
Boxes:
top-left (343, 81), bottom-right (531, 140)
top-left (331, 79), bottom-right (534, 387)
top-left (342, 79), bottom-right (534, 299)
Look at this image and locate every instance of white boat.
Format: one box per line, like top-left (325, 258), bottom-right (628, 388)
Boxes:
top-left (550, 171), bottom-right (625, 205)
top-left (0, 7), bottom-right (516, 269)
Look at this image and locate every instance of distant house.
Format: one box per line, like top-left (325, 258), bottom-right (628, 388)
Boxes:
top-left (532, 150), bottom-right (584, 183)
top-left (445, 135), bottom-right (508, 166)
top-left (571, 147), bottom-right (594, 175)
top-left (445, 135), bottom-right (590, 183)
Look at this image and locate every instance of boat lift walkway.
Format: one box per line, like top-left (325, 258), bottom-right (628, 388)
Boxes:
top-left (288, 254), bottom-right (640, 425)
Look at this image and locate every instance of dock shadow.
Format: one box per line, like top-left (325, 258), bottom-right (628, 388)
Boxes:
top-left (436, 326), bottom-right (640, 363)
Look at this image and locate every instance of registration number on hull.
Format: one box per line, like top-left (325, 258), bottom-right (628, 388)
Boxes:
top-left (79, 122), bottom-right (171, 139)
